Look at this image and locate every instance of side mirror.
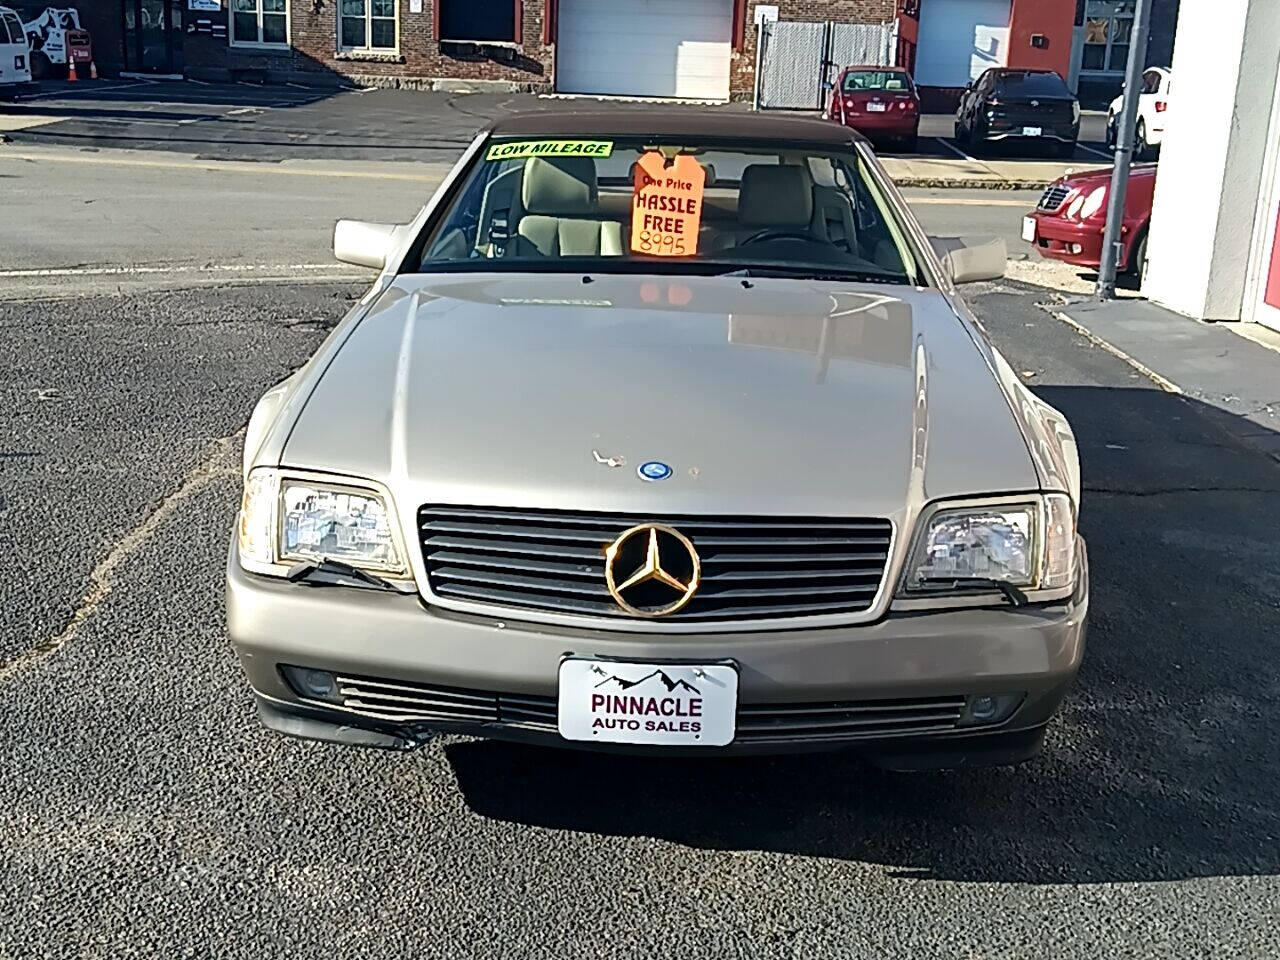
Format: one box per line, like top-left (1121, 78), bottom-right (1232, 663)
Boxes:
top-left (333, 219), bottom-right (400, 270)
top-left (930, 235), bottom-right (1006, 285)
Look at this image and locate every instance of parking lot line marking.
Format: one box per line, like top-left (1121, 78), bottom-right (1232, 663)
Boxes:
top-left (18, 80), bottom-right (146, 100)
top-left (0, 149), bottom-right (443, 182)
top-left (934, 136), bottom-right (975, 161)
top-left (0, 433), bottom-right (242, 685)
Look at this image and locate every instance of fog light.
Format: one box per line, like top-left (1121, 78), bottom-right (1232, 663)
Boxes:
top-left (958, 693), bottom-right (1023, 727)
top-left (970, 697), bottom-right (999, 720)
top-left (282, 665), bottom-right (340, 703)
top-left (1069, 243), bottom-right (1083, 254)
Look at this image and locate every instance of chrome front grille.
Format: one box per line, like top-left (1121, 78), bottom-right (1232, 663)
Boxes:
top-left (418, 505), bottom-right (893, 623)
top-left (1037, 183), bottom-right (1072, 211)
top-left (330, 673), bottom-right (965, 742)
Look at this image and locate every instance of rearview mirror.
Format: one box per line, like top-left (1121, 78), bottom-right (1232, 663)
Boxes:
top-left (930, 235), bottom-right (1006, 285)
top-left (333, 219), bottom-right (400, 270)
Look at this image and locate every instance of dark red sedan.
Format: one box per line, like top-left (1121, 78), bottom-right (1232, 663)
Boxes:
top-left (1023, 164), bottom-right (1157, 281)
top-left (824, 65), bottom-right (920, 151)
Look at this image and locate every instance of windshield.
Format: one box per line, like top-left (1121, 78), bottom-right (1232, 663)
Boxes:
top-left (0, 13), bottom-right (22, 45)
top-left (411, 136), bottom-right (920, 284)
top-left (996, 71), bottom-right (1071, 98)
top-left (842, 70), bottom-right (913, 93)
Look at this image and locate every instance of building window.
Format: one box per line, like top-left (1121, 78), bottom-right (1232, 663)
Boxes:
top-left (1082, 0), bottom-right (1134, 73)
top-left (231, 0), bottom-right (289, 47)
top-left (341, 0), bottom-right (397, 51)
top-left (438, 0), bottom-right (517, 42)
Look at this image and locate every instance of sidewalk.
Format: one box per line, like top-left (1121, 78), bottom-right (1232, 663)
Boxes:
top-left (1056, 298), bottom-right (1280, 462)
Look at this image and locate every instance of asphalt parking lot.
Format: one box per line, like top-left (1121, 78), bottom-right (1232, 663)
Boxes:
top-left (4, 78), bottom-right (1113, 164)
top-left (2, 271), bottom-right (1277, 956)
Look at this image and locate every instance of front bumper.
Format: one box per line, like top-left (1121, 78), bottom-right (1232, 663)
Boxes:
top-left (1028, 212), bottom-right (1140, 271)
top-left (226, 542), bottom-right (1088, 765)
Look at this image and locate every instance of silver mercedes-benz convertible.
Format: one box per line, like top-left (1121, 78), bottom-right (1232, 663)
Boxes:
top-left (226, 108), bottom-right (1087, 769)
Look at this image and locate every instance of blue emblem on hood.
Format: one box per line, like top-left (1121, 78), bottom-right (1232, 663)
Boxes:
top-left (637, 461), bottom-right (674, 482)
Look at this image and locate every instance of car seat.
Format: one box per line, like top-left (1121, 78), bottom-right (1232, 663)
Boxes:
top-left (508, 157), bottom-right (622, 257)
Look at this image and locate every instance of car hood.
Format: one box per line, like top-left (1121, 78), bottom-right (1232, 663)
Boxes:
top-left (1057, 163), bottom-right (1157, 191)
top-left (282, 273), bottom-right (1038, 520)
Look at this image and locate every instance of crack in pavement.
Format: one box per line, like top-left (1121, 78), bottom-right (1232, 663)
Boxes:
top-left (0, 431), bottom-right (243, 685)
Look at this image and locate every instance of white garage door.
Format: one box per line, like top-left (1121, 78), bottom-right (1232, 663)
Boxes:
top-left (914, 0), bottom-right (1010, 87)
top-left (556, 0), bottom-right (733, 100)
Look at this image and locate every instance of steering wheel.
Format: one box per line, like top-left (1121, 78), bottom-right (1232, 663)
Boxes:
top-left (738, 228), bottom-right (816, 246)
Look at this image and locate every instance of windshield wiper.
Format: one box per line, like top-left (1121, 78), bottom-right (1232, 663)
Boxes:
top-left (914, 577), bottom-right (1029, 608)
top-left (286, 558), bottom-right (398, 592)
top-left (708, 263), bottom-right (908, 284)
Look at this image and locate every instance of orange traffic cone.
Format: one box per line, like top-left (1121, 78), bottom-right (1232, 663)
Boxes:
top-left (89, 61), bottom-right (98, 80)
top-left (67, 58), bottom-right (77, 82)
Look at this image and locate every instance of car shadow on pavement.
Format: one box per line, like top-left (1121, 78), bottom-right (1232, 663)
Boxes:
top-left (446, 386), bottom-right (1280, 885)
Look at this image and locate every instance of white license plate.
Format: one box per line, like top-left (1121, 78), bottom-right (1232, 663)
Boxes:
top-left (557, 658), bottom-right (738, 746)
top-left (866, 102), bottom-right (887, 112)
top-left (1022, 216), bottom-right (1037, 242)
top-left (1022, 126), bottom-right (1042, 137)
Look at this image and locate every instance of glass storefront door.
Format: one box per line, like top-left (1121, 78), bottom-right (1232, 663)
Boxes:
top-left (122, 0), bottom-right (183, 74)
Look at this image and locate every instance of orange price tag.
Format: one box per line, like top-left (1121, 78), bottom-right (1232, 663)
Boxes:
top-left (630, 152), bottom-right (705, 257)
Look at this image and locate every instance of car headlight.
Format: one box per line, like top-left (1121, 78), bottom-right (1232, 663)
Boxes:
top-left (237, 468), bottom-right (409, 577)
top-left (902, 494), bottom-right (1076, 594)
top-left (1079, 185), bottom-right (1107, 220)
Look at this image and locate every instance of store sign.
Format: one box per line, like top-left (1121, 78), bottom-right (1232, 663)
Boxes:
top-left (188, 0), bottom-right (222, 10)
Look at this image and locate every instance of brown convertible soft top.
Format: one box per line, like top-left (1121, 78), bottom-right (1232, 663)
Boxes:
top-left (488, 107), bottom-right (868, 147)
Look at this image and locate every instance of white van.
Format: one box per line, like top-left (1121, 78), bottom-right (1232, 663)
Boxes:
top-left (0, 5), bottom-right (34, 98)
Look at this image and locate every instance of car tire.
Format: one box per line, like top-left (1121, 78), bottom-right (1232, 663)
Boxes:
top-left (1127, 231), bottom-right (1149, 286)
top-left (1135, 119), bottom-right (1149, 161)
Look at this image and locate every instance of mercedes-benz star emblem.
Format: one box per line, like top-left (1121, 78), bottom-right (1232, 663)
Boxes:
top-left (603, 523), bottom-right (701, 617)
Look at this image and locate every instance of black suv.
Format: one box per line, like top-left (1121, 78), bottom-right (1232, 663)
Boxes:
top-left (955, 69), bottom-right (1080, 157)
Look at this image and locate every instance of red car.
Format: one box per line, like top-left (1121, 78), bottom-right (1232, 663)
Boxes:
top-left (1023, 164), bottom-right (1157, 281)
top-left (824, 65), bottom-right (920, 151)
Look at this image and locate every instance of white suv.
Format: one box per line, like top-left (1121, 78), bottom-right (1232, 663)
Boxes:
top-left (0, 6), bottom-right (32, 98)
top-left (1106, 67), bottom-right (1171, 160)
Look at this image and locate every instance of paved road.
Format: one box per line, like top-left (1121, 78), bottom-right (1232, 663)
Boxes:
top-left (0, 143), bottom-right (1047, 298)
top-left (1, 270), bottom-right (1277, 956)
top-left (4, 78), bottom-right (1114, 164)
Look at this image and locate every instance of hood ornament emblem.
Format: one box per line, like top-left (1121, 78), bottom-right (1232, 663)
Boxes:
top-left (604, 524), bottom-right (701, 617)
top-left (637, 460), bottom-right (673, 482)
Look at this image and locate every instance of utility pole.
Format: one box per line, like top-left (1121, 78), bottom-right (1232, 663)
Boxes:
top-left (1095, 0), bottom-right (1154, 299)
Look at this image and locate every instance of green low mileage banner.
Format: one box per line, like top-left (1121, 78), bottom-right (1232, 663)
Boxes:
top-left (485, 140), bottom-right (615, 162)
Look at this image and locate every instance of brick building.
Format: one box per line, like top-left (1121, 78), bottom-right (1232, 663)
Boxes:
top-left (80, 0), bottom-right (895, 100)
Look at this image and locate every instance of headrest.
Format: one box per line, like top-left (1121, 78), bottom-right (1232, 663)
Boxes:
top-left (522, 157), bottom-right (598, 215)
top-left (737, 164), bottom-right (813, 227)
